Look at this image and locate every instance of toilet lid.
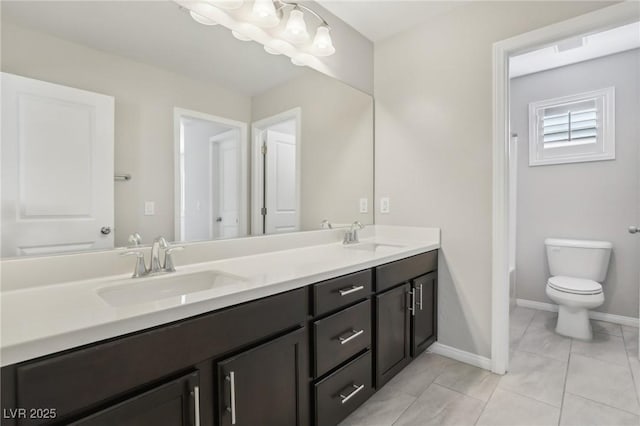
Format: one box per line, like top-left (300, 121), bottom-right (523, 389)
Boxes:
top-left (548, 276), bottom-right (602, 295)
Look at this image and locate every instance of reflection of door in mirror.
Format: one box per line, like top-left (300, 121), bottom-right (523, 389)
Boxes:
top-left (252, 108), bottom-right (301, 235)
top-left (174, 108), bottom-right (248, 243)
top-left (1, 73), bottom-right (115, 257)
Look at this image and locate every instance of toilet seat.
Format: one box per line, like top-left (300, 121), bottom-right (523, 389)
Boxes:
top-left (547, 276), bottom-right (602, 295)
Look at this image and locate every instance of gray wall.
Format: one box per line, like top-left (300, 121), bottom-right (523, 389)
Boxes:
top-left (374, 0), bottom-right (615, 358)
top-left (512, 49), bottom-right (640, 318)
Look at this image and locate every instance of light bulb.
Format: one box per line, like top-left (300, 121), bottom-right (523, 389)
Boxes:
top-left (283, 9), bottom-right (309, 44)
top-left (189, 10), bottom-right (217, 26)
top-left (311, 25), bottom-right (335, 56)
top-left (252, 0), bottom-right (280, 28)
top-left (211, 0), bottom-right (243, 10)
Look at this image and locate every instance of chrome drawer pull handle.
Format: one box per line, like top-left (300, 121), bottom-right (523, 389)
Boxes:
top-left (226, 372), bottom-right (237, 425)
top-left (339, 384), bottom-right (365, 404)
top-left (338, 329), bottom-right (364, 344)
top-left (339, 285), bottom-right (364, 296)
top-left (192, 385), bottom-right (201, 426)
top-left (418, 284), bottom-right (423, 310)
top-left (408, 290), bottom-right (416, 316)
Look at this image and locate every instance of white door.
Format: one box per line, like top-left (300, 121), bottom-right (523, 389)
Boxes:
top-left (216, 134), bottom-right (240, 239)
top-left (1, 73), bottom-right (114, 257)
top-left (265, 129), bottom-right (298, 234)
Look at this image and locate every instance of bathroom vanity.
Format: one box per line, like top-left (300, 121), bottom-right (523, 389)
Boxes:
top-left (0, 230), bottom-right (439, 426)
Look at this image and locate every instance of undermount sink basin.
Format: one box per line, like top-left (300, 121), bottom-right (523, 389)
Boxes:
top-left (98, 270), bottom-right (245, 307)
top-left (343, 242), bottom-right (405, 252)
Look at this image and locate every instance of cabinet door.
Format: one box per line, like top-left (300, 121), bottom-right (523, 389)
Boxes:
top-left (70, 372), bottom-right (200, 426)
top-left (217, 328), bottom-right (309, 426)
top-left (375, 283), bottom-right (411, 388)
top-left (412, 272), bottom-right (437, 357)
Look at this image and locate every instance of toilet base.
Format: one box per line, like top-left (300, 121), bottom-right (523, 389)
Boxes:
top-left (556, 305), bottom-right (592, 340)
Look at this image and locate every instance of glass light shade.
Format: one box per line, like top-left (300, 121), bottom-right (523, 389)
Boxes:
top-left (211, 0), bottom-right (244, 10)
top-left (232, 30), bottom-right (251, 41)
top-left (189, 10), bottom-right (217, 25)
top-left (264, 39), bottom-right (291, 55)
top-left (290, 54), bottom-right (310, 66)
top-left (311, 26), bottom-right (335, 56)
top-left (252, 0), bottom-right (280, 28)
top-left (283, 9), bottom-right (309, 44)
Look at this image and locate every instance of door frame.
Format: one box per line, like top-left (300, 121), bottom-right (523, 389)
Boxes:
top-left (491, 2), bottom-right (639, 374)
top-left (250, 107), bottom-right (302, 235)
top-left (173, 107), bottom-right (248, 242)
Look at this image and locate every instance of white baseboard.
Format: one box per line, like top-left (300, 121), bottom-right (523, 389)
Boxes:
top-left (428, 343), bottom-right (492, 371)
top-left (516, 298), bottom-right (639, 328)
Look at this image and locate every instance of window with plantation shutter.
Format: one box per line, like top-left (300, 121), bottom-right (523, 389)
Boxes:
top-left (528, 87), bottom-right (615, 166)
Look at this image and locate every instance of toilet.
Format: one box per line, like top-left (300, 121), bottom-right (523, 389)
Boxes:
top-left (544, 238), bottom-right (612, 340)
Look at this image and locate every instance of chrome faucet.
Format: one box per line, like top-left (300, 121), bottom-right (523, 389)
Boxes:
top-left (343, 221), bottom-right (365, 245)
top-left (150, 236), bottom-right (169, 273)
top-left (121, 236), bottom-right (184, 278)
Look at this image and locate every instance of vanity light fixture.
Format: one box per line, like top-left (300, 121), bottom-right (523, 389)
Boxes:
top-left (178, 0), bottom-right (335, 67)
top-left (189, 10), bottom-right (217, 25)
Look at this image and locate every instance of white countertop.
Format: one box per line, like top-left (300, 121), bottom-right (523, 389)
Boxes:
top-left (1, 226), bottom-right (439, 366)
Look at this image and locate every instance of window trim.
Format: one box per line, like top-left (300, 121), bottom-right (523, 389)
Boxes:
top-left (528, 87), bottom-right (615, 166)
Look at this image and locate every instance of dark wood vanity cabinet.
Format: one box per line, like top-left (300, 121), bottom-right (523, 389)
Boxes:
top-left (375, 283), bottom-right (412, 387)
top-left (1, 250), bottom-right (438, 426)
top-left (1, 288), bottom-right (308, 426)
top-left (69, 372), bottom-right (200, 426)
top-left (374, 251), bottom-right (438, 387)
top-left (216, 328), bottom-right (308, 426)
top-left (411, 271), bottom-right (437, 357)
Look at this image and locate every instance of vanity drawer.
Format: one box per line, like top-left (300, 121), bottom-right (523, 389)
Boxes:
top-left (12, 287), bottom-right (307, 424)
top-left (375, 250), bottom-right (438, 292)
top-left (312, 269), bottom-right (372, 316)
top-left (314, 351), bottom-right (374, 426)
top-left (313, 299), bottom-right (371, 378)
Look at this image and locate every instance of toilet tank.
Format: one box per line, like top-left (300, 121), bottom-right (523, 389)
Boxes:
top-left (545, 238), bottom-right (612, 282)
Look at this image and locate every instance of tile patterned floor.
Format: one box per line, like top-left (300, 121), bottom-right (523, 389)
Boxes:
top-left (340, 307), bottom-right (640, 426)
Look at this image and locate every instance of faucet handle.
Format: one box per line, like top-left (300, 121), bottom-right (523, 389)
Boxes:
top-left (352, 221), bottom-right (365, 230)
top-left (163, 245), bottom-right (184, 272)
top-left (121, 250), bottom-right (148, 278)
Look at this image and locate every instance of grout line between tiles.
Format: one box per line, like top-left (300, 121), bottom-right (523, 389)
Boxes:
top-left (621, 329), bottom-right (640, 407)
top-left (495, 385), bottom-right (563, 410)
top-left (473, 374), bottom-right (501, 425)
top-left (563, 391), bottom-right (640, 418)
top-left (557, 338), bottom-right (573, 426)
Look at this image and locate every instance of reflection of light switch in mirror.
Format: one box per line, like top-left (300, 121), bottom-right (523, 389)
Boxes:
top-left (380, 197), bottom-right (390, 214)
top-left (359, 198), bottom-right (368, 214)
top-left (144, 201), bottom-right (155, 216)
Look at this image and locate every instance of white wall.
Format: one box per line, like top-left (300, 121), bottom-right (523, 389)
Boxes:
top-left (512, 49), bottom-right (640, 318)
top-left (252, 69), bottom-right (374, 230)
top-left (1, 22), bottom-right (252, 247)
top-left (374, 1), bottom-right (615, 357)
top-left (307, 1), bottom-right (374, 95)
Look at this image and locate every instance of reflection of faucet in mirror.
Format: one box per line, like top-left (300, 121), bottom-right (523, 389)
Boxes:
top-left (127, 233), bottom-right (142, 247)
top-left (121, 236), bottom-right (184, 278)
top-left (343, 221), bottom-right (365, 245)
top-left (320, 220), bottom-right (333, 229)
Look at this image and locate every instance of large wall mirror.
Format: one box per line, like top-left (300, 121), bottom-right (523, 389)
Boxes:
top-left (0, 1), bottom-right (374, 258)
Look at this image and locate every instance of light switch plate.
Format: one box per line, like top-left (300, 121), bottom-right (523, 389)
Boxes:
top-left (144, 201), bottom-right (155, 216)
top-left (359, 198), bottom-right (368, 213)
top-left (380, 197), bottom-right (390, 214)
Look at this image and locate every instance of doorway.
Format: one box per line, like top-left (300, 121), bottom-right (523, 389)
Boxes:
top-left (251, 108), bottom-right (301, 235)
top-left (173, 108), bottom-right (248, 242)
top-left (492, 3), bottom-right (640, 374)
